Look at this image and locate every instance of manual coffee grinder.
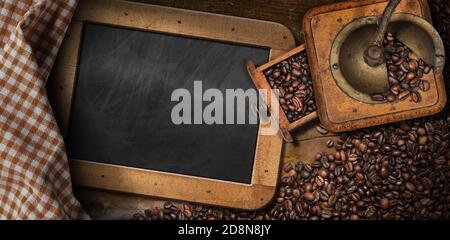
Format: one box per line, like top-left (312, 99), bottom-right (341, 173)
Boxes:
top-left (247, 0), bottom-right (446, 141)
top-left (303, 0), bottom-right (446, 132)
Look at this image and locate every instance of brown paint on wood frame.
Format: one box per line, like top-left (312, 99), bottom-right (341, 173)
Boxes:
top-left (247, 45), bottom-right (318, 142)
top-left (48, 0), bottom-right (296, 210)
top-left (303, 0), bottom-right (446, 132)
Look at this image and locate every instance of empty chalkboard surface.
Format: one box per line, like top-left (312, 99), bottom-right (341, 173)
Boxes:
top-left (67, 22), bottom-right (270, 184)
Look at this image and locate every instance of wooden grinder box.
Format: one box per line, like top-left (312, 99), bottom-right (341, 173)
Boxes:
top-left (304, 0), bottom-right (446, 132)
top-left (248, 0), bottom-right (446, 137)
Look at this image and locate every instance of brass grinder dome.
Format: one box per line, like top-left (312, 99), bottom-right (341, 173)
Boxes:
top-left (329, 13), bottom-right (445, 104)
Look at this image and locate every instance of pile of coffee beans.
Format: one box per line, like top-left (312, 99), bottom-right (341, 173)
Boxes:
top-left (279, 116), bottom-right (450, 220)
top-left (371, 33), bottom-right (432, 103)
top-left (263, 52), bottom-right (316, 123)
top-left (132, 1), bottom-right (450, 220)
top-left (134, 114), bottom-right (450, 220)
top-left (132, 201), bottom-right (269, 220)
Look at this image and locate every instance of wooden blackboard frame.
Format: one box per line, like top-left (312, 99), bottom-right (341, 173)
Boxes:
top-left (49, 0), bottom-right (296, 209)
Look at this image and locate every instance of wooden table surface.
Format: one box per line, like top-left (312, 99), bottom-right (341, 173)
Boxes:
top-left (74, 0), bottom-right (344, 219)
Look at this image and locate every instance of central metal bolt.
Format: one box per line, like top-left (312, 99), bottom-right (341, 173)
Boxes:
top-left (364, 44), bottom-right (385, 67)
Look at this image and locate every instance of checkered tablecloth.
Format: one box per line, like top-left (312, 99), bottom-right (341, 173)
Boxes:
top-left (0, 0), bottom-right (87, 219)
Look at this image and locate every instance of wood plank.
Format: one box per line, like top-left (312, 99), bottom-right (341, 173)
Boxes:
top-left (134, 0), bottom-right (346, 43)
top-left (74, 0), bottom-right (295, 53)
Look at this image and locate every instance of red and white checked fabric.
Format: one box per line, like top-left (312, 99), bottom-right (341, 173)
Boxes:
top-left (0, 0), bottom-right (88, 219)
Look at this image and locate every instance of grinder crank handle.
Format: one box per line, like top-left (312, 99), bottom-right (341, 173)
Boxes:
top-left (364, 0), bottom-right (401, 67)
top-left (374, 0), bottom-right (401, 46)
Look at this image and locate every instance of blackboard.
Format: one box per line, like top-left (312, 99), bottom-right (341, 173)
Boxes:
top-left (67, 22), bottom-right (270, 184)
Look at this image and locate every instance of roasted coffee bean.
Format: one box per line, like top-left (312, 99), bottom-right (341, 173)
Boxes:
top-left (398, 91), bottom-right (410, 100)
top-left (320, 190), bottom-right (330, 202)
top-left (400, 62), bottom-right (410, 72)
top-left (319, 169), bottom-right (329, 178)
top-left (321, 159), bottom-right (330, 169)
top-left (304, 183), bottom-right (313, 193)
top-left (417, 69), bottom-right (424, 78)
top-left (283, 163), bottom-right (293, 172)
top-left (345, 161), bottom-right (353, 172)
top-left (348, 154), bottom-right (358, 162)
top-left (356, 173), bottom-right (365, 181)
top-left (316, 125), bottom-right (329, 135)
top-left (410, 91), bottom-right (421, 103)
top-left (405, 182), bottom-right (416, 192)
top-left (386, 94), bottom-right (396, 102)
top-left (418, 136), bottom-right (428, 145)
top-left (358, 142), bottom-right (368, 153)
top-left (292, 68), bottom-right (301, 77)
top-left (388, 76), bottom-right (399, 85)
top-left (326, 139), bottom-right (334, 148)
top-left (416, 127), bottom-right (427, 136)
top-left (287, 169), bottom-right (297, 177)
top-left (164, 201), bottom-right (174, 209)
top-left (406, 72), bottom-right (416, 81)
top-left (315, 153), bottom-right (322, 161)
top-left (295, 162), bottom-right (304, 172)
top-left (315, 176), bottom-right (325, 187)
top-left (321, 209), bottom-right (332, 219)
top-left (273, 70), bottom-right (281, 78)
top-left (293, 189), bottom-right (301, 198)
top-left (408, 60), bottom-right (418, 70)
top-left (264, 51), bottom-right (316, 123)
top-left (304, 164), bottom-right (313, 172)
top-left (304, 192), bottom-right (315, 202)
top-left (371, 94), bottom-right (385, 102)
top-left (419, 80), bottom-right (430, 91)
top-left (390, 84), bottom-right (400, 95)
top-left (380, 198), bottom-right (390, 210)
top-left (409, 78), bottom-right (420, 88)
